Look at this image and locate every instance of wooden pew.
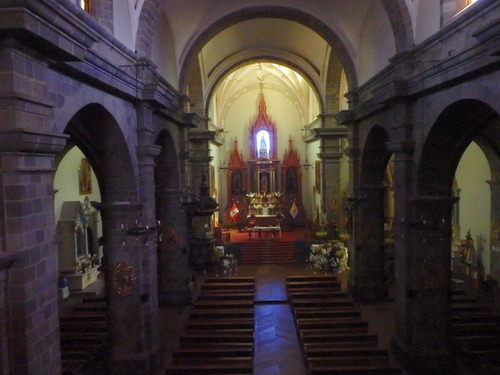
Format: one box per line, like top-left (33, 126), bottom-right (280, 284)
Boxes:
top-left (193, 300), bottom-right (254, 309)
top-left (302, 332), bottom-right (378, 348)
top-left (186, 318), bottom-right (254, 330)
top-left (165, 362), bottom-right (253, 374)
top-left (189, 308), bottom-right (254, 320)
top-left (309, 364), bottom-right (402, 375)
top-left (293, 307), bottom-right (361, 320)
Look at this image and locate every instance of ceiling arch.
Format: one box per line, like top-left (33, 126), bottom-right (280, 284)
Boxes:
top-left (203, 51), bottom-right (327, 117)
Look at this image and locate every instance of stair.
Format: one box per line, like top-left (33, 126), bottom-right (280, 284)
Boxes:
top-left (240, 240), bottom-right (295, 264)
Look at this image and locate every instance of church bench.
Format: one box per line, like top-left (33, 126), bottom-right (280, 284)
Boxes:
top-left (286, 275), bottom-right (338, 282)
top-left (286, 280), bottom-right (341, 290)
top-left (291, 298), bottom-right (354, 308)
top-left (453, 322), bottom-right (500, 337)
top-left (197, 292), bottom-right (255, 301)
top-left (165, 362), bottom-right (253, 375)
top-left (186, 318), bottom-right (254, 330)
top-left (288, 286), bottom-right (342, 296)
top-left (451, 303), bottom-right (491, 314)
top-left (193, 300), bottom-right (254, 309)
top-left (59, 320), bottom-right (107, 333)
top-left (452, 313), bottom-right (499, 324)
top-left (204, 277), bottom-right (255, 283)
top-left (309, 364), bottom-right (402, 375)
top-left (172, 357), bottom-right (253, 366)
top-left (180, 341), bottom-right (254, 350)
top-left (299, 326), bottom-right (370, 336)
top-left (451, 295), bottom-right (478, 304)
top-left (301, 332), bottom-right (378, 347)
top-left (297, 318), bottom-right (368, 331)
top-left (456, 335), bottom-right (500, 352)
top-left (293, 307), bottom-right (361, 320)
top-left (288, 290), bottom-right (349, 299)
top-left (201, 282), bottom-right (255, 291)
top-left (172, 347), bottom-right (253, 359)
top-left (190, 308), bottom-right (254, 319)
top-left (307, 355), bottom-right (390, 368)
top-left (72, 302), bottom-right (108, 313)
top-left (305, 346), bottom-right (388, 358)
top-left (59, 312), bottom-right (107, 322)
top-left (60, 331), bottom-right (108, 345)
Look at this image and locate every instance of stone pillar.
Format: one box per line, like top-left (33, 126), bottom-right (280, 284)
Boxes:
top-left (0, 252), bottom-right (16, 375)
top-left (156, 189), bottom-right (191, 306)
top-left (315, 115), bottom-right (348, 227)
top-left (386, 141), bottom-right (415, 365)
top-left (352, 184), bottom-right (387, 301)
top-left (404, 196), bottom-right (457, 374)
top-left (188, 128), bottom-right (216, 230)
top-left (0, 132), bottom-right (67, 375)
top-left (97, 201), bottom-right (161, 375)
top-left (488, 179), bottom-right (500, 278)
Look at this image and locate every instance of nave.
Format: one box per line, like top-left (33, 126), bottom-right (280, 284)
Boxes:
top-left (162, 264), bottom-right (402, 375)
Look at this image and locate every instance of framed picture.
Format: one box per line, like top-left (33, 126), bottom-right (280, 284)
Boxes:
top-left (78, 158), bottom-right (92, 195)
top-left (315, 160), bottom-right (321, 194)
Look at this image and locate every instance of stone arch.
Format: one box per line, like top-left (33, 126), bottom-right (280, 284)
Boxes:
top-left (380, 0), bottom-right (415, 53)
top-left (64, 103), bottom-right (137, 202)
top-left (360, 125), bottom-right (392, 186)
top-left (417, 100), bottom-right (499, 197)
top-left (177, 6), bottom-right (358, 99)
top-left (205, 56), bottom-right (326, 120)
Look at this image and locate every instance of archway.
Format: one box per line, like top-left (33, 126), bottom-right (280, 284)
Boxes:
top-left (408, 99), bottom-right (500, 374)
top-left (60, 103), bottom-right (146, 373)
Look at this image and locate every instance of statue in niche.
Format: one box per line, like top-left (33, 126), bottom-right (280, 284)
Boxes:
top-left (286, 167), bottom-right (296, 193)
top-left (259, 136), bottom-right (269, 160)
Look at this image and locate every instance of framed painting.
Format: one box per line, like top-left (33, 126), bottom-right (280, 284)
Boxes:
top-left (78, 158), bottom-right (92, 195)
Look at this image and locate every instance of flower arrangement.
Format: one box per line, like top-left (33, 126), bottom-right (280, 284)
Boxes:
top-left (308, 240), bottom-right (349, 274)
top-left (213, 247), bottom-right (239, 276)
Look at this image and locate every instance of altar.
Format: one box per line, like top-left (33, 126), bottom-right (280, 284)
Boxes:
top-left (244, 225), bottom-right (281, 239)
top-left (224, 93), bottom-right (305, 226)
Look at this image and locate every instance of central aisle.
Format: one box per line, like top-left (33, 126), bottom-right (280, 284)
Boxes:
top-left (254, 304), bottom-right (308, 375)
top-left (238, 264), bottom-right (310, 375)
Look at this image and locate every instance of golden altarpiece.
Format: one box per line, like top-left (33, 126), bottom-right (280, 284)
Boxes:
top-left (225, 93), bottom-right (305, 226)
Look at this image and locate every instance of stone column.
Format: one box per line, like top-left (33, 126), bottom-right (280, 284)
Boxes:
top-left (156, 189), bottom-right (191, 306)
top-left (386, 141), bottom-right (415, 364)
top-left (314, 118), bottom-right (348, 228)
top-left (0, 252), bottom-right (16, 375)
top-left (352, 184), bottom-right (387, 301)
top-left (97, 201), bottom-right (162, 375)
top-left (188, 128), bottom-right (216, 230)
top-left (488, 179), bottom-right (500, 277)
top-left (0, 132), bottom-right (67, 375)
top-left (405, 196), bottom-right (457, 374)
